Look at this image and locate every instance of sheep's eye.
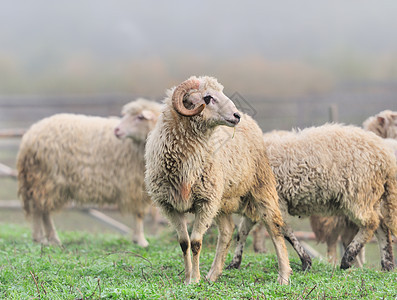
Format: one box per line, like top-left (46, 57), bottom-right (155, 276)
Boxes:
top-left (137, 114), bottom-right (145, 120)
top-left (203, 95), bottom-right (212, 105)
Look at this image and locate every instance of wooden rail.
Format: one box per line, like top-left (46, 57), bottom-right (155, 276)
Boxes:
top-left (0, 200), bottom-right (132, 234)
top-left (0, 163), bottom-right (17, 178)
top-left (0, 128), bottom-right (24, 178)
top-left (0, 128), bottom-right (25, 138)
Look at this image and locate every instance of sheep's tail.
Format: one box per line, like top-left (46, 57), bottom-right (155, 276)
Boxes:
top-left (382, 174), bottom-right (397, 236)
top-left (16, 149), bottom-right (34, 217)
top-left (17, 167), bottom-right (30, 217)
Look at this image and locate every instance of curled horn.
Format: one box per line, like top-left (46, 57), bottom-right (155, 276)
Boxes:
top-left (172, 79), bottom-right (205, 117)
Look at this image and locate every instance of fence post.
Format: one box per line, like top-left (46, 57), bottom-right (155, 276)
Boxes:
top-left (328, 104), bottom-right (339, 123)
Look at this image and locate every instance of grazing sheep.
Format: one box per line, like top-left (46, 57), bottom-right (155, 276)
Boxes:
top-left (17, 99), bottom-right (162, 246)
top-left (363, 110), bottom-right (397, 139)
top-left (229, 124), bottom-right (397, 272)
top-left (144, 76), bottom-right (292, 285)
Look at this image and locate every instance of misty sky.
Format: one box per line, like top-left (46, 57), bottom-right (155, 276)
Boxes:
top-left (2, 0), bottom-right (397, 63)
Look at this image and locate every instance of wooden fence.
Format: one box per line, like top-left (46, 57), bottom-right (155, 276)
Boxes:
top-left (1, 87), bottom-right (396, 257)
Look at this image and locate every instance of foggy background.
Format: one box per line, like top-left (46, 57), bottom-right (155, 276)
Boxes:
top-left (1, 0), bottom-right (397, 128)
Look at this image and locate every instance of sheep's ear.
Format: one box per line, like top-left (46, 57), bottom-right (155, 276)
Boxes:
top-left (183, 92), bottom-right (203, 109)
top-left (391, 113), bottom-right (397, 121)
top-left (377, 116), bottom-right (386, 127)
top-left (141, 110), bottom-right (156, 120)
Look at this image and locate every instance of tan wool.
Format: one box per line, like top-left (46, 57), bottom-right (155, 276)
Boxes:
top-left (145, 76), bottom-right (291, 285)
top-left (17, 99), bottom-right (162, 246)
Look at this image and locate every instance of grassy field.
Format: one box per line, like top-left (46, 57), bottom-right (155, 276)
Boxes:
top-left (0, 223), bottom-right (396, 299)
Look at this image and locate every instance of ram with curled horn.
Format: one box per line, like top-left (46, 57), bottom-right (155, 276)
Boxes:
top-left (172, 79), bottom-right (205, 117)
top-left (145, 75), bottom-right (292, 285)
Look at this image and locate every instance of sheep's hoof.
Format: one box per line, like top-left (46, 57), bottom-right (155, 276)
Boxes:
top-left (341, 252), bottom-right (356, 270)
top-left (32, 237), bottom-right (46, 244)
top-left (47, 237), bottom-right (62, 246)
top-left (226, 260), bottom-right (241, 270)
top-left (191, 278), bottom-right (200, 284)
top-left (206, 270), bottom-right (219, 282)
top-left (277, 275), bottom-right (290, 285)
top-left (133, 239), bottom-right (149, 248)
top-left (381, 260), bottom-right (394, 272)
top-left (340, 260), bottom-right (352, 270)
top-left (301, 258), bottom-right (312, 271)
top-left (253, 246), bottom-right (267, 254)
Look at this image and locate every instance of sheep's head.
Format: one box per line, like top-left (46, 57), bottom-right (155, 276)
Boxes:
top-left (172, 76), bottom-right (241, 127)
top-left (363, 110), bottom-right (397, 138)
top-left (114, 98), bottom-right (162, 142)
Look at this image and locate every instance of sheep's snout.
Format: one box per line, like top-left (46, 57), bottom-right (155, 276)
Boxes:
top-left (226, 112), bottom-right (241, 126)
top-left (114, 126), bottom-right (123, 139)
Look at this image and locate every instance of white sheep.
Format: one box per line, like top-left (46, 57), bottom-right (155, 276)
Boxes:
top-left (229, 124), bottom-right (397, 272)
top-left (144, 76), bottom-right (292, 285)
top-left (308, 112), bottom-right (397, 265)
top-left (383, 138), bottom-right (397, 158)
top-left (310, 138), bottom-right (397, 267)
top-left (363, 110), bottom-right (397, 139)
top-left (17, 99), bottom-right (162, 246)
top-left (253, 131), bottom-right (365, 266)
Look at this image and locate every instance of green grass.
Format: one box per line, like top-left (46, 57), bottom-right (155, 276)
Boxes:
top-left (0, 223), bottom-right (396, 299)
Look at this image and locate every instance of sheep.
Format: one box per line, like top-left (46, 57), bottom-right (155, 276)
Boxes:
top-left (310, 137), bottom-right (397, 267)
top-left (383, 138), bottom-right (397, 158)
top-left (363, 110), bottom-right (397, 139)
top-left (308, 112), bottom-right (397, 265)
top-left (17, 98), bottom-right (162, 246)
top-left (228, 123), bottom-right (397, 272)
top-left (144, 76), bottom-right (292, 285)
top-left (262, 131), bottom-right (363, 265)
top-left (309, 215), bottom-right (364, 266)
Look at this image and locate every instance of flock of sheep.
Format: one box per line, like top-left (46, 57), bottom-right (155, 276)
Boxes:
top-left (16, 76), bottom-right (397, 285)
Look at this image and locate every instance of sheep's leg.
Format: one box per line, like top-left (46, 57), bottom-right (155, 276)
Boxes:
top-left (132, 213), bottom-right (149, 247)
top-left (341, 238), bottom-right (365, 268)
top-left (32, 209), bottom-right (45, 244)
top-left (356, 248), bottom-right (365, 268)
top-left (374, 222), bottom-right (394, 271)
top-left (190, 210), bottom-right (217, 283)
top-left (326, 229), bottom-right (340, 265)
top-left (149, 205), bottom-right (163, 226)
top-left (206, 213), bottom-right (235, 282)
top-left (252, 222), bottom-right (267, 253)
top-left (227, 216), bottom-right (255, 269)
top-left (283, 224), bottom-right (312, 271)
top-left (42, 211), bottom-right (61, 245)
top-left (340, 226), bottom-right (375, 270)
top-left (166, 211), bottom-right (192, 284)
top-left (326, 240), bottom-right (338, 265)
top-left (263, 215), bottom-right (292, 285)
top-left (341, 224), bottom-right (364, 267)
